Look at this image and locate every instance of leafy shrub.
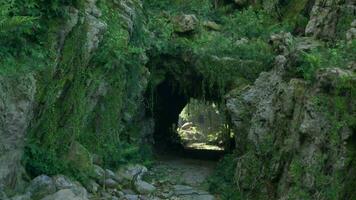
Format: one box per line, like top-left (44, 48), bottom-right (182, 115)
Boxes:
top-left (222, 7), bottom-right (289, 39)
top-left (208, 154), bottom-right (242, 200)
top-left (297, 40), bottom-right (356, 81)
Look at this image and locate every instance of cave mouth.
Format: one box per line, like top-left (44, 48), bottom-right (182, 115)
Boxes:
top-left (149, 74), bottom-right (232, 160)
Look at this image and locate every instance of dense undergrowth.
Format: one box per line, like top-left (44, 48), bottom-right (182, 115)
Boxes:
top-left (22, 0), bottom-right (152, 182)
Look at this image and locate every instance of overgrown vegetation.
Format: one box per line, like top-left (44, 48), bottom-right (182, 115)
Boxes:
top-left (208, 154), bottom-right (241, 199)
top-left (145, 1), bottom-right (290, 101)
top-left (0, 0), bottom-right (354, 198)
top-left (23, 0), bottom-right (151, 182)
top-left (297, 40), bottom-right (356, 81)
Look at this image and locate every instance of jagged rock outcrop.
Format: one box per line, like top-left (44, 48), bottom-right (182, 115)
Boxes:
top-left (226, 34), bottom-right (355, 199)
top-left (305, 0), bottom-right (356, 39)
top-left (172, 14), bottom-right (199, 33)
top-left (0, 74), bottom-right (36, 192)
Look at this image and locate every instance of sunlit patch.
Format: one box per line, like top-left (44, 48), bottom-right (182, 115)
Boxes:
top-left (177, 99), bottom-right (229, 151)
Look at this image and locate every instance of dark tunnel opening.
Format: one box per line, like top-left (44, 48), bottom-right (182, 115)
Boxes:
top-left (146, 72), bottom-right (232, 160)
top-left (152, 76), bottom-right (188, 151)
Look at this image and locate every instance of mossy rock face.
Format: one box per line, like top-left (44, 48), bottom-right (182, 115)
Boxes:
top-left (225, 34), bottom-right (356, 199)
top-left (22, 0), bottom-right (150, 180)
top-left (66, 142), bottom-right (94, 173)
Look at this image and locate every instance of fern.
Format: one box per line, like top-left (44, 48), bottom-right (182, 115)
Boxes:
top-left (0, 4), bottom-right (35, 34)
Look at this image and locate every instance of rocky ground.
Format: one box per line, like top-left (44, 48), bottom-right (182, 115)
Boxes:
top-left (3, 155), bottom-right (217, 200)
top-left (143, 155), bottom-right (216, 200)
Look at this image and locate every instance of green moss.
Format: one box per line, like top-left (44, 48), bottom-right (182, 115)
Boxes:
top-left (23, 0), bottom-right (150, 181)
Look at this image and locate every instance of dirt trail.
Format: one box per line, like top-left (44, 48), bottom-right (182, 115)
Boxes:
top-left (144, 154), bottom-right (217, 200)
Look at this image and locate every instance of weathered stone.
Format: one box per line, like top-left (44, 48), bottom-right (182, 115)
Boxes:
top-left (173, 185), bottom-right (214, 200)
top-left (57, 6), bottom-right (79, 52)
top-left (269, 32), bottom-right (293, 55)
top-left (226, 35), bottom-right (355, 199)
top-left (93, 165), bottom-right (105, 181)
top-left (123, 194), bottom-right (139, 200)
top-left (85, 14), bottom-right (107, 55)
top-left (117, 164), bottom-right (147, 181)
top-left (27, 175), bottom-right (56, 200)
top-left (53, 175), bottom-right (75, 190)
top-left (101, 179), bottom-right (118, 189)
top-left (105, 169), bottom-right (115, 178)
top-left (0, 74), bottom-right (36, 191)
top-left (40, 189), bottom-right (88, 200)
top-left (133, 180), bottom-right (156, 195)
top-left (69, 182), bottom-right (88, 199)
top-left (84, 180), bottom-right (99, 193)
top-left (305, 0), bottom-right (343, 39)
top-left (172, 14), bottom-right (199, 33)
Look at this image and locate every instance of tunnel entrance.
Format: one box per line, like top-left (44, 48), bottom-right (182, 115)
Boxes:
top-left (147, 67), bottom-right (233, 160)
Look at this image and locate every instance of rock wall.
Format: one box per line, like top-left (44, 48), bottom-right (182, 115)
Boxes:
top-left (226, 33), bottom-right (355, 199)
top-left (0, 74), bottom-right (36, 192)
top-left (305, 0), bottom-right (356, 39)
top-left (0, 0), bottom-right (151, 193)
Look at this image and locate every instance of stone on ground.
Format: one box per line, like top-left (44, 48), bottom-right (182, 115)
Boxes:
top-left (53, 175), bottom-right (75, 190)
top-left (40, 189), bottom-right (88, 200)
top-left (27, 175), bottom-right (56, 200)
top-left (117, 164), bottom-right (147, 181)
top-left (134, 180), bottom-right (156, 195)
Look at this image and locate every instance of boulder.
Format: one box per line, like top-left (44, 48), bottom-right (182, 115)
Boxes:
top-left (40, 189), bottom-right (88, 200)
top-left (84, 180), bottom-right (99, 193)
top-left (100, 179), bottom-right (118, 189)
top-left (93, 165), bottom-right (105, 181)
top-left (117, 164), bottom-right (147, 181)
top-left (134, 180), bottom-right (156, 195)
top-left (52, 175), bottom-right (75, 190)
top-left (105, 169), bottom-right (122, 183)
top-left (27, 175), bottom-right (56, 200)
top-left (123, 194), bottom-right (139, 200)
top-left (68, 182), bottom-right (88, 199)
top-left (173, 185), bottom-right (214, 200)
top-left (172, 14), bottom-right (198, 33)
